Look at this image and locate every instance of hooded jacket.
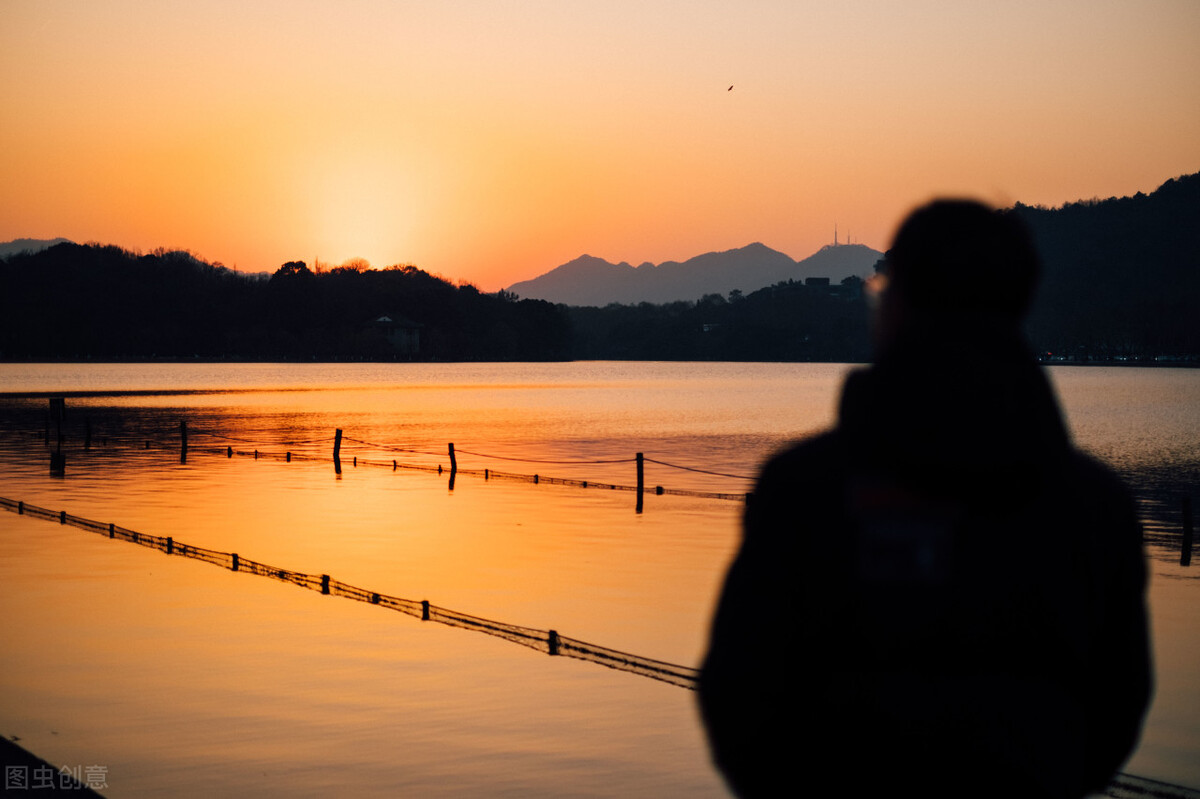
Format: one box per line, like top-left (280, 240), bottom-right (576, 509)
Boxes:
top-left (699, 324), bottom-right (1151, 798)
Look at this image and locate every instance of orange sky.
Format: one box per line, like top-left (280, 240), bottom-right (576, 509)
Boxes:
top-left (2, 1), bottom-right (1198, 290)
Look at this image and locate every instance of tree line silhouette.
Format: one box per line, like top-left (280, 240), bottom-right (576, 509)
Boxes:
top-left (0, 247), bottom-right (569, 361)
top-left (1, 171), bottom-right (1196, 363)
top-left (1016, 172), bottom-right (1200, 361)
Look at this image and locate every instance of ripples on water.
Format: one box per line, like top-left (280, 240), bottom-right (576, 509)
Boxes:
top-left (0, 362), bottom-right (1197, 795)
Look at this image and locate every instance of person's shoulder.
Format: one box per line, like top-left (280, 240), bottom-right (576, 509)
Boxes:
top-left (1056, 448), bottom-right (1143, 554)
top-left (757, 431), bottom-right (842, 484)
top-left (1061, 449), bottom-right (1136, 506)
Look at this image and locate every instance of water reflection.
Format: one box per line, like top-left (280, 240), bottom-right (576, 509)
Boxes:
top-left (0, 362), bottom-right (1198, 795)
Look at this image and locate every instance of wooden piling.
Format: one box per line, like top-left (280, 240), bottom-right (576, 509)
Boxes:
top-left (636, 452), bottom-right (644, 513)
top-left (49, 398), bottom-right (65, 476)
top-left (448, 443), bottom-right (457, 473)
top-left (548, 629), bottom-right (560, 656)
top-left (109, 523), bottom-right (114, 539)
top-left (227, 446), bottom-right (233, 458)
top-left (421, 600), bottom-right (430, 621)
top-left (321, 574), bottom-right (330, 595)
top-left (334, 429), bottom-right (343, 474)
top-left (287, 452), bottom-right (292, 462)
top-left (166, 537), bottom-right (173, 555)
top-left (231, 553), bottom-right (239, 572)
top-left (1183, 496), bottom-right (1193, 567)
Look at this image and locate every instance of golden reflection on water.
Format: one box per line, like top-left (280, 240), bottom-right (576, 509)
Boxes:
top-left (1, 362), bottom-right (1198, 795)
top-left (1, 513), bottom-right (724, 797)
top-left (0, 434), bottom-right (742, 796)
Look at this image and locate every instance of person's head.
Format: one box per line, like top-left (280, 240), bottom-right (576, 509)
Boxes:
top-left (870, 199), bottom-right (1040, 351)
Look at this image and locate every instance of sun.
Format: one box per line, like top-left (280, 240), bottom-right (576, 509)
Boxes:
top-left (303, 151), bottom-right (422, 268)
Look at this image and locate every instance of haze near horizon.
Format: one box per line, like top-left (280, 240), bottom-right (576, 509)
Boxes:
top-left (2, 1), bottom-right (1197, 290)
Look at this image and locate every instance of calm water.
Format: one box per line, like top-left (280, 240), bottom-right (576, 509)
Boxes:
top-left (0, 362), bottom-right (1197, 797)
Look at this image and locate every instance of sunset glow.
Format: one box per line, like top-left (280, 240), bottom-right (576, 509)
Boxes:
top-left (2, 1), bottom-right (1198, 289)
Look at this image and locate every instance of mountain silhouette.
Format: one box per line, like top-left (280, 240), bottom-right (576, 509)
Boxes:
top-left (0, 237), bottom-right (71, 258)
top-left (506, 242), bottom-right (882, 306)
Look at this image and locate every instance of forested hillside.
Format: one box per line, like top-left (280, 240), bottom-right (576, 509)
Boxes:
top-left (3, 172), bottom-right (1196, 363)
top-left (0, 246), bottom-right (569, 361)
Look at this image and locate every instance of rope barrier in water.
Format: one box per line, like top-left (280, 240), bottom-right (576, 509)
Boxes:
top-left (339, 436), bottom-right (446, 457)
top-left (643, 457), bottom-right (755, 481)
top-left (191, 428), bottom-right (334, 446)
top-left (0, 496), bottom-right (701, 691)
top-left (450, 447), bottom-right (637, 465)
top-left (3, 495), bottom-right (1197, 798)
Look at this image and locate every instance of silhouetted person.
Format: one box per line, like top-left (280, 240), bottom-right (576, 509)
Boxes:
top-left (699, 200), bottom-right (1151, 798)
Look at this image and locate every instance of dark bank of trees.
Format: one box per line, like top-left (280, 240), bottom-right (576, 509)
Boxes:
top-left (0, 245), bottom-right (569, 361)
top-left (2, 172), bottom-right (1196, 363)
top-left (567, 278), bottom-right (871, 362)
top-left (1015, 172), bottom-right (1200, 360)
top-left (0, 238), bottom-right (870, 362)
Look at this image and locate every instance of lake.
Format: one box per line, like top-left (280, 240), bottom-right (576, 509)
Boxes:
top-left (1, 361), bottom-right (1197, 797)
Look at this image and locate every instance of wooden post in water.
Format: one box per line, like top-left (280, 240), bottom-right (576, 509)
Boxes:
top-left (166, 537), bottom-right (173, 555)
top-left (231, 553), bottom-right (239, 572)
top-left (421, 600), bottom-right (430, 621)
top-left (179, 420), bottom-right (188, 464)
top-left (227, 446), bottom-right (233, 458)
top-left (1183, 496), bottom-right (1194, 568)
top-left (333, 428), bottom-right (343, 475)
top-left (548, 629), bottom-right (560, 656)
top-left (49, 398), bottom-right (65, 476)
top-left (448, 443), bottom-right (457, 490)
top-left (321, 574), bottom-right (331, 595)
top-left (636, 452), bottom-right (644, 513)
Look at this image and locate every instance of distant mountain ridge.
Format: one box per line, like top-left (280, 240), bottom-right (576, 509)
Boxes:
top-left (0, 238), bottom-right (71, 258)
top-left (506, 242), bottom-right (882, 306)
